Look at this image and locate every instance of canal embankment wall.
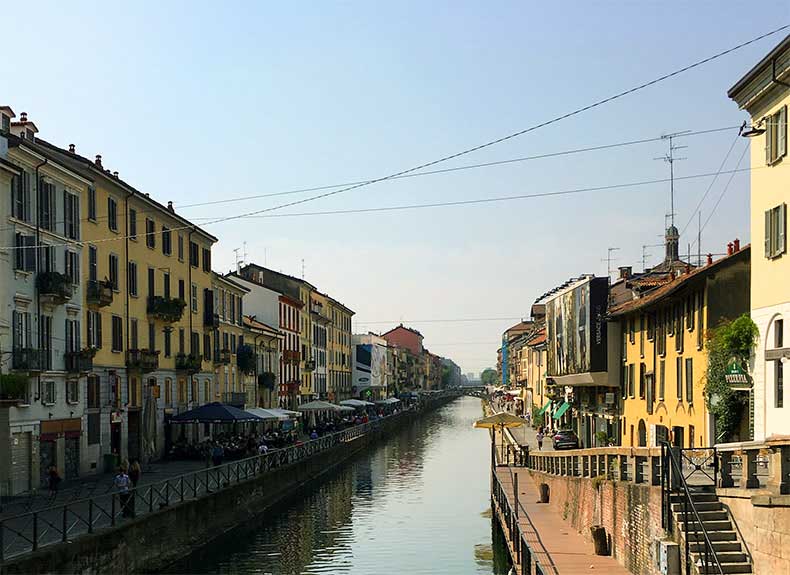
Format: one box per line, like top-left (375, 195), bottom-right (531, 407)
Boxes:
top-left (2, 395), bottom-right (457, 575)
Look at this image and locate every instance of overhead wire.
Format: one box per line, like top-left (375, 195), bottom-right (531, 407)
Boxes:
top-left (695, 142), bottom-right (751, 244)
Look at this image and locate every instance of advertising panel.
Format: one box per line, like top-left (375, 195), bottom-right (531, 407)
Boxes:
top-left (546, 276), bottom-right (608, 377)
top-left (353, 343), bottom-right (386, 395)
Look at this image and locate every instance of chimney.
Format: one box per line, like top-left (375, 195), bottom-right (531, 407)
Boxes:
top-left (727, 242), bottom-right (734, 256)
top-left (68, 144), bottom-right (75, 153)
top-left (19, 112), bottom-right (27, 124)
top-left (618, 266), bottom-right (632, 280)
top-left (167, 201), bottom-right (175, 213)
top-left (707, 253), bottom-right (713, 265)
top-left (113, 171), bottom-right (119, 178)
top-left (734, 238), bottom-right (741, 252)
top-left (95, 154), bottom-right (102, 167)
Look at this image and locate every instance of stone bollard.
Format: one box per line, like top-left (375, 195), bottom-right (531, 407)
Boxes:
top-left (538, 483), bottom-right (550, 503)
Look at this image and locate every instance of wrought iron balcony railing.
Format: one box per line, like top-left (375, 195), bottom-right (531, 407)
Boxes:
top-left (86, 280), bottom-right (113, 307)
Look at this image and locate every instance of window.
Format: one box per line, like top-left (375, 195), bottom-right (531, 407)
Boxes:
top-left (230, 333), bottom-right (237, 353)
top-left (191, 331), bottom-right (200, 355)
top-left (191, 283), bottom-right (198, 312)
top-left (203, 334), bottom-right (210, 360)
top-left (128, 208), bottom-right (137, 239)
top-left (65, 318), bottom-right (80, 353)
top-left (38, 315), bottom-right (52, 371)
top-left (189, 241), bottom-right (199, 267)
top-left (128, 261), bottom-right (138, 296)
top-left (88, 185), bottom-right (96, 221)
top-left (178, 279), bottom-right (185, 301)
top-left (163, 272), bottom-right (171, 299)
top-left (148, 322), bottom-right (156, 351)
top-left (639, 315), bottom-right (645, 357)
top-left (39, 180), bottom-right (56, 231)
top-left (64, 191), bottom-right (80, 240)
top-left (685, 358), bottom-right (693, 404)
top-left (43, 380), bottom-right (56, 405)
top-left (14, 233), bottom-right (36, 272)
top-left (65, 250), bottom-right (80, 284)
top-left (638, 363), bottom-right (646, 399)
top-left (765, 203), bottom-right (787, 259)
top-left (109, 254), bottom-right (119, 291)
top-left (87, 375), bottom-right (101, 409)
top-left (659, 359), bottom-right (665, 401)
top-left (145, 218), bottom-right (155, 248)
top-left (131, 318), bottom-right (138, 350)
top-left (88, 245), bottom-right (98, 282)
top-left (164, 329), bottom-right (171, 357)
top-left (178, 379), bottom-right (187, 404)
top-left (776, 319), bottom-right (784, 349)
top-left (148, 267), bottom-right (155, 298)
top-left (765, 105), bottom-right (787, 165)
top-left (66, 379), bottom-right (79, 404)
top-left (111, 315), bottom-right (123, 352)
top-left (87, 310), bottom-right (102, 348)
top-left (628, 363), bottom-right (635, 398)
top-left (38, 244), bottom-right (55, 273)
top-left (87, 413), bottom-right (100, 445)
top-left (11, 170), bottom-right (31, 222)
top-left (776, 360), bottom-right (784, 408)
top-left (178, 234), bottom-right (184, 261)
top-left (696, 292), bottom-right (704, 350)
top-left (230, 294), bottom-right (236, 324)
top-left (162, 226), bottom-right (172, 255)
top-left (108, 197), bottom-right (118, 231)
top-left (676, 356), bottom-right (683, 400)
top-left (687, 294), bottom-right (695, 332)
top-left (12, 310), bottom-right (32, 350)
top-left (179, 328), bottom-right (185, 354)
top-left (202, 248), bottom-right (211, 272)
top-left (165, 378), bottom-right (172, 406)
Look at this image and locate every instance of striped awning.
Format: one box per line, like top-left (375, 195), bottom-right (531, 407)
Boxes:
top-left (537, 400), bottom-right (552, 415)
top-left (553, 401), bottom-right (571, 420)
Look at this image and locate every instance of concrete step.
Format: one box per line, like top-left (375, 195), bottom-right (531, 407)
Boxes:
top-left (696, 561), bottom-right (752, 574)
top-left (684, 530), bottom-right (738, 542)
top-left (676, 519), bottom-right (733, 531)
top-left (673, 509), bottom-right (729, 521)
top-left (688, 541), bottom-right (743, 554)
top-left (670, 492), bottom-right (719, 503)
top-left (672, 501), bottom-right (723, 512)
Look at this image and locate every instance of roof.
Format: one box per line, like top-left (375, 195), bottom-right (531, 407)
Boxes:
top-left (628, 273), bottom-right (674, 290)
top-left (238, 263), bottom-right (317, 292)
top-left (0, 157), bottom-right (22, 175)
top-left (608, 245), bottom-right (750, 318)
top-left (26, 136), bottom-right (218, 243)
top-left (381, 324), bottom-right (423, 338)
top-left (243, 315), bottom-right (281, 337)
top-left (728, 33), bottom-right (790, 99)
top-left (527, 328), bottom-right (546, 346)
top-left (213, 272), bottom-right (250, 293)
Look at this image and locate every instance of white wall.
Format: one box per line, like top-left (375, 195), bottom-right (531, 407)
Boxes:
top-left (229, 275), bottom-right (280, 329)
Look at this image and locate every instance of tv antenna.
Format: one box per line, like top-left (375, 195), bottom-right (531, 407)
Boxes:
top-left (655, 131), bottom-right (689, 229)
top-left (601, 247), bottom-right (620, 281)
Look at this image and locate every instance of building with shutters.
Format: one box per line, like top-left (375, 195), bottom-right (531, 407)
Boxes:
top-left (609, 245), bottom-right (750, 448)
top-left (728, 35), bottom-right (790, 440)
top-left (326, 296), bottom-right (354, 401)
top-left (209, 273), bottom-right (249, 409)
top-left (0, 108), bottom-right (89, 494)
top-left (4, 114), bottom-right (219, 473)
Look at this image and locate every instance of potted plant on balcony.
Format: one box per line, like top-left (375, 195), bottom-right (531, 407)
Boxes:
top-left (236, 344), bottom-right (256, 375)
top-left (0, 372), bottom-right (29, 403)
top-left (148, 296), bottom-right (187, 323)
top-left (36, 271), bottom-right (72, 303)
top-left (258, 371), bottom-right (276, 391)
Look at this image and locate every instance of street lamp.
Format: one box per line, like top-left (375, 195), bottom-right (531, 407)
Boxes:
top-left (739, 119), bottom-right (766, 138)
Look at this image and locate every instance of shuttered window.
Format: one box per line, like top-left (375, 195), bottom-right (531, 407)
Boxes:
top-left (765, 203), bottom-right (787, 259)
top-left (766, 105), bottom-right (788, 165)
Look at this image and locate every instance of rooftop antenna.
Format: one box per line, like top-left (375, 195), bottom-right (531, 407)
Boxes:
top-left (655, 131), bottom-right (689, 229)
top-left (601, 247), bottom-right (620, 281)
top-left (242, 242), bottom-right (248, 267)
top-left (233, 247), bottom-right (242, 273)
top-left (301, 258), bottom-right (305, 279)
top-left (697, 211), bottom-right (702, 267)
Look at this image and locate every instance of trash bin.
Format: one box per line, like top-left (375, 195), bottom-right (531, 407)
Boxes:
top-left (538, 483), bottom-right (550, 503)
top-left (103, 453), bottom-right (119, 473)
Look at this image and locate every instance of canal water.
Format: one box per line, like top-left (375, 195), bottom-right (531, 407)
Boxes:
top-left (168, 396), bottom-right (511, 575)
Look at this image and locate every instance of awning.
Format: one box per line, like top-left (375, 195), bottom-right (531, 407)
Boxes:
top-left (246, 408), bottom-right (288, 421)
top-left (553, 401), bottom-right (571, 420)
top-left (170, 402), bottom-right (261, 424)
top-left (340, 399), bottom-right (375, 408)
top-left (375, 397), bottom-right (401, 405)
top-left (537, 400), bottom-right (552, 415)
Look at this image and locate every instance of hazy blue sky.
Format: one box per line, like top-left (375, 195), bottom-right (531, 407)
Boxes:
top-left (5, 1), bottom-right (789, 374)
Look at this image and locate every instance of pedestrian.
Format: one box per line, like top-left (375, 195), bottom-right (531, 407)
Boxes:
top-left (47, 465), bottom-right (61, 498)
top-left (536, 429), bottom-right (545, 451)
top-left (129, 460), bottom-right (142, 487)
top-left (114, 465), bottom-right (132, 518)
top-left (211, 442), bottom-right (224, 466)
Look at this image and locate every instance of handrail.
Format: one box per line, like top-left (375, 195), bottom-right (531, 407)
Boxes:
top-left (660, 441), bottom-right (725, 575)
top-left (0, 400), bottom-right (444, 562)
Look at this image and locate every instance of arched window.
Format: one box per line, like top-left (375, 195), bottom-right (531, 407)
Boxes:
top-left (637, 420), bottom-right (647, 447)
top-left (164, 378), bottom-right (172, 406)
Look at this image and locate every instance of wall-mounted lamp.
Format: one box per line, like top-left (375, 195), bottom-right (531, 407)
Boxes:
top-left (739, 119), bottom-right (766, 138)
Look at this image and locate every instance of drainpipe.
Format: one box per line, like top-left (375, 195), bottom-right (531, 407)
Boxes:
top-left (187, 228), bottom-right (195, 403)
top-left (33, 158), bottom-right (48, 402)
top-left (254, 333), bottom-right (264, 408)
top-left (123, 190), bottom-right (133, 390)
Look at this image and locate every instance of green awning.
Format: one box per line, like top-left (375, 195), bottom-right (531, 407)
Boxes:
top-left (537, 400), bottom-right (551, 415)
top-left (553, 401), bottom-right (571, 420)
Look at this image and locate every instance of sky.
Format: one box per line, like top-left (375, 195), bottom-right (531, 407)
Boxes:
top-left (5, 1), bottom-right (789, 375)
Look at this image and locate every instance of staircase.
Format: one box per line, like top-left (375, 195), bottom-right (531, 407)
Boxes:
top-left (669, 489), bottom-right (752, 574)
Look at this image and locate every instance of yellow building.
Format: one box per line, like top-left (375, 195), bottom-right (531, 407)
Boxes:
top-left (526, 328), bottom-right (548, 423)
top-left (327, 296), bottom-right (354, 401)
top-left (728, 36), bottom-right (790, 440)
top-left (308, 291), bottom-right (330, 398)
top-left (210, 273), bottom-right (249, 407)
top-left (34, 139), bottom-right (217, 463)
top-left (243, 316), bottom-right (282, 409)
top-left (610, 247), bottom-right (750, 448)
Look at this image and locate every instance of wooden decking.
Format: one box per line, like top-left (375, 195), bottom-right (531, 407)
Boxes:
top-left (493, 466), bottom-right (631, 574)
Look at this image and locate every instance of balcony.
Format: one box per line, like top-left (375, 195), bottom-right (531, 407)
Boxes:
top-left (126, 349), bottom-right (160, 373)
top-left (12, 348), bottom-right (45, 373)
top-left (258, 372), bottom-right (276, 390)
top-left (0, 373), bottom-right (29, 405)
top-left (147, 296), bottom-right (186, 323)
top-left (65, 349), bottom-right (95, 374)
top-left (204, 311), bottom-right (220, 329)
top-left (214, 349), bottom-right (231, 365)
top-left (87, 280), bottom-right (113, 307)
top-left (175, 353), bottom-right (202, 374)
top-left (37, 272), bottom-right (73, 305)
top-left (222, 392), bottom-right (247, 408)
top-left (304, 359), bottom-right (316, 372)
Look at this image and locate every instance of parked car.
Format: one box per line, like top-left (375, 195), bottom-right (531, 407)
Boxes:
top-left (552, 429), bottom-right (579, 450)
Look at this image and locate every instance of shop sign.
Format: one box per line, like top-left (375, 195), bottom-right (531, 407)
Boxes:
top-left (724, 361), bottom-right (752, 389)
top-left (111, 411), bottom-right (123, 423)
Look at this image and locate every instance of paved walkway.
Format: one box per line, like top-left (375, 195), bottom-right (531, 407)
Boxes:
top-left (495, 466), bottom-right (630, 574)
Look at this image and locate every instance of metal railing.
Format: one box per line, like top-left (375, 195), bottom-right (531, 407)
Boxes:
top-left (0, 408), bottom-right (413, 562)
top-left (660, 442), bottom-right (724, 575)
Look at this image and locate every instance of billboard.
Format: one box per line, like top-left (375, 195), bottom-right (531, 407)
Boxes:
top-left (546, 276), bottom-right (608, 377)
top-left (353, 343), bottom-right (386, 394)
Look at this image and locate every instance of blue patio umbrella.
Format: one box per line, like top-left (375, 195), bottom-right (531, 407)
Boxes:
top-left (170, 402), bottom-right (262, 423)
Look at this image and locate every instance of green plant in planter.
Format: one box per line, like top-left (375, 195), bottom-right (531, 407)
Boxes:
top-left (595, 431), bottom-right (608, 447)
top-left (258, 371), bottom-right (276, 391)
top-left (236, 345), bottom-right (256, 375)
top-left (0, 373), bottom-right (29, 400)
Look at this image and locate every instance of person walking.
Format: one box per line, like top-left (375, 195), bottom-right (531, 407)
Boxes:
top-left (536, 429), bottom-right (545, 451)
top-left (47, 465), bottom-right (61, 498)
top-left (114, 465), bottom-right (132, 519)
top-left (129, 460), bottom-right (142, 488)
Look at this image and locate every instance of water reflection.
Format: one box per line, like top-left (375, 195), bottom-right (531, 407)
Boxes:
top-left (168, 397), bottom-right (511, 575)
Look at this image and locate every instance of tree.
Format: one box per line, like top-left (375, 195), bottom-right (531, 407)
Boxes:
top-left (705, 314), bottom-right (759, 443)
top-left (480, 368), bottom-right (498, 386)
